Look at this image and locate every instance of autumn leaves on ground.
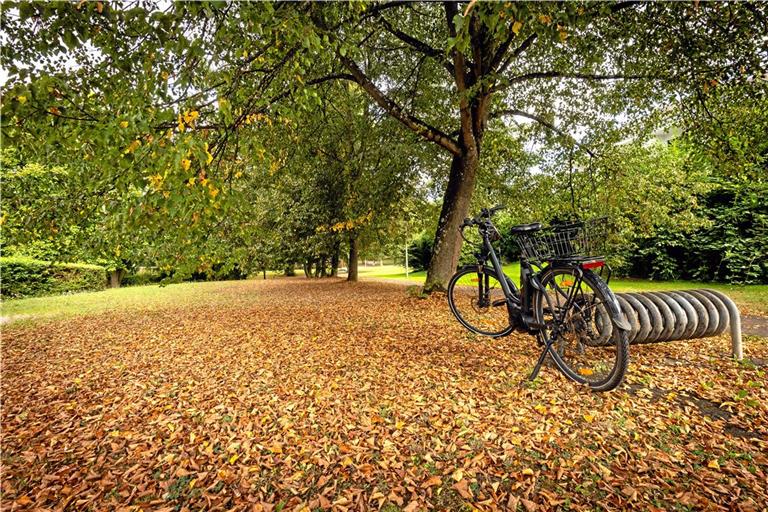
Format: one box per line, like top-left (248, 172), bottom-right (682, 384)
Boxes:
top-left (2, 279), bottom-right (767, 511)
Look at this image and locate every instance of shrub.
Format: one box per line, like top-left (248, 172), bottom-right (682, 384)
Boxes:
top-left (121, 267), bottom-right (165, 287)
top-left (0, 256), bottom-right (107, 299)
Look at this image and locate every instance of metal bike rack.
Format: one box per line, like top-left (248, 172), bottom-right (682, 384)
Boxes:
top-left (613, 289), bottom-right (743, 360)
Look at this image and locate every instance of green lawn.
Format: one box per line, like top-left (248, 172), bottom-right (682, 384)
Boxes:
top-left (3, 267), bottom-right (766, 324)
top-left (356, 264), bottom-right (768, 314)
top-left (0, 280), bottom-right (240, 324)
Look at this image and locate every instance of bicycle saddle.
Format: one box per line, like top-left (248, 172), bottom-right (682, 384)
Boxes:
top-left (510, 222), bottom-right (542, 234)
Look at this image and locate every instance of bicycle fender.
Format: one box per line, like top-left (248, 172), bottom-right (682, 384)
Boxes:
top-left (607, 296), bottom-right (631, 331)
top-left (586, 269), bottom-right (630, 331)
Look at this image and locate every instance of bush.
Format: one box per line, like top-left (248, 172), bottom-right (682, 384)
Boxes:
top-left (121, 267), bottom-right (165, 287)
top-left (0, 256), bottom-right (107, 299)
top-left (403, 231), bottom-right (492, 272)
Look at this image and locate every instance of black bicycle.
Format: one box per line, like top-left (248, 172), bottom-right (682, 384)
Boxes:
top-left (447, 206), bottom-right (630, 391)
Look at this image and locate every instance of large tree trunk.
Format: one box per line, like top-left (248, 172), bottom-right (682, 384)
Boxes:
top-left (423, 149), bottom-right (479, 293)
top-left (347, 236), bottom-right (359, 282)
top-left (109, 269), bottom-right (125, 288)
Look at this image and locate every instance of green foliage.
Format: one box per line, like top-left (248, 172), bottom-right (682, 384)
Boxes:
top-left (406, 232), bottom-right (434, 272)
top-left (626, 81), bottom-right (768, 284)
top-left (0, 256), bottom-right (107, 299)
top-left (121, 268), bottom-right (164, 287)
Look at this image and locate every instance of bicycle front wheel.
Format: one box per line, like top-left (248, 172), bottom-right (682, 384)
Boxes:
top-left (534, 266), bottom-right (629, 391)
top-left (448, 266), bottom-right (514, 337)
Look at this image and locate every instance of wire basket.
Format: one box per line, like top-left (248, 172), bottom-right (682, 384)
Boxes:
top-left (517, 217), bottom-right (610, 262)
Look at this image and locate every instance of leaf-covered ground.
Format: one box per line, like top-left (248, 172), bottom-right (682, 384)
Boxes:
top-left (2, 279), bottom-right (767, 511)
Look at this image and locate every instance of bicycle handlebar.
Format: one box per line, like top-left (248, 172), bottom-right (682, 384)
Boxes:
top-left (459, 205), bottom-right (506, 238)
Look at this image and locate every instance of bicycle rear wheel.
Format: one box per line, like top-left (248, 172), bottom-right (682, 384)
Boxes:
top-left (448, 266), bottom-right (514, 337)
top-left (534, 266), bottom-right (629, 391)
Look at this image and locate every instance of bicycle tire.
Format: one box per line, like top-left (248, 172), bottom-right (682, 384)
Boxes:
top-left (447, 266), bottom-right (514, 338)
top-left (534, 266), bottom-right (629, 391)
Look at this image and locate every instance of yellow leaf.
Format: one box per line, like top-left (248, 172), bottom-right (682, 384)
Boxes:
top-left (209, 186), bottom-right (219, 198)
top-left (183, 110), bottom-right (199, 124)
top-left (341, 456), bottom-right (353, 467)
top-left (534, 404), bottom-right (547, 415)
top-left (187, 177), bottom-right (196, 186)
top-left (583, 414), bottom-right (595, 423)
top-left (229, 453), bottom-right (239, 464)
top-left (205, 151), bottom-right (214, 165)
top-left (539, 14), bottom-right (552, 25)
top-left (17, 95), bottom-right (27, 104)
top-left (270, 443), bottom-right (283, 454)
top-left (181, 159), bottom-right (191, 171)
top-left (579, 368), bottom-right (594, 376)
top-left (124, 139), bottom-right (141, 154)
top-left (395, 420), bottom-right (405, 430)
top-left (558, 29), bottom-right (568, 42)
top-left (707, 460), bottom-right (720, 470)
top-left (522, 468), bottom-right (534, 476)
top-left (512, 21), bottom-right (523, 34)
top-left (452, 468), bottom-right (464, 482)
top-left (119, 120), bottom-right (129, 128)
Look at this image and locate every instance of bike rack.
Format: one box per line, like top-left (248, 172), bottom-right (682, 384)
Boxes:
top-left (614, 289), bottom-right (743, 360)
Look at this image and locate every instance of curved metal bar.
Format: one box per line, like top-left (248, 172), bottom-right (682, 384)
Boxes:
top-left (687, 290), bottom-right (720, 337)
top-left (620, 293), bottom-right (652, 343)
top-left (699, 288), bottom-right (743, 360)
top-left (676, 291), bottom-right (709, 339)
top-left (695, 289), bottom-right (729, 336)
top-left (668, 291), bottom-right (698, 339)
top-left (651, 292), bottom-right (687, 341)
top-left (628, 292), bottom-right (664, 343)
top-left (642, 292), bottom-right (676, 342)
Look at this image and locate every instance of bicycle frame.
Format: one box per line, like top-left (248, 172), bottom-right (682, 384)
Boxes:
top-left (474, 226), bottom-right (543, 332)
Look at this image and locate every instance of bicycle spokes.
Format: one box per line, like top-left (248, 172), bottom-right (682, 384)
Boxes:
top-left (539, 269), bottom-right (618, 384)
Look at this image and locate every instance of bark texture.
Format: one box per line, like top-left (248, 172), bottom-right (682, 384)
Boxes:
top-left (347, 236), bottom-right (359, 282)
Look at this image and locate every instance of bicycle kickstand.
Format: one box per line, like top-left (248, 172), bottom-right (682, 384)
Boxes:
top-left (528, 336), bottom-right (552, 381)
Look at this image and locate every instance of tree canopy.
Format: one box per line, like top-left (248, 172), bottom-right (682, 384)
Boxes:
top-left (1, 1), bottom-right (766, 286)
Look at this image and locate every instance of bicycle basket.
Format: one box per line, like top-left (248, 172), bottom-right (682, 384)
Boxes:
top-left (517, 217), bottom-right (610, 261)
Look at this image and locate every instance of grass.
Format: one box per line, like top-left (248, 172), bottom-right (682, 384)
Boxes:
top-left (0, 280), bottom-right (239, 323)
top-left (2, 266), bottom-right (766, 324)
top-left (356, 264), bottom-right (768, 313)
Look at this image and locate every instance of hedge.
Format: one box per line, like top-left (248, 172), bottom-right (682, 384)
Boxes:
top-left (0, 256), bottom-right (107, 299)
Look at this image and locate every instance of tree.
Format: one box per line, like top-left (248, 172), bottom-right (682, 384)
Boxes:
top-left (2, 1), bottom-right (764, 291)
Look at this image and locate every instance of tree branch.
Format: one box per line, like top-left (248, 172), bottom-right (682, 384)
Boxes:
top-left (491, 108), bottom-right (596, 158)
top-left (339, 55), bottom-right (461, 156)
top-left (495, 33), bottom-right (537, 76)
top-left (444, 1), bottom-right (475, 151)
top-left (377, 15), bottom-right (455, 75)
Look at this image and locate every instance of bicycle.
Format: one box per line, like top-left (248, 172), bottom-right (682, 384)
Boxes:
top-left (447, 206), bottom-right (630, 392)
